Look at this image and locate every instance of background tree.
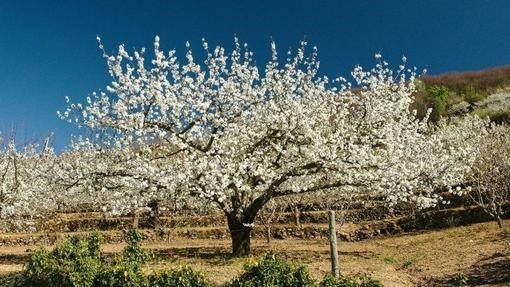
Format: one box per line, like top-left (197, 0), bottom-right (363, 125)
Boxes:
top-left (56, 139), bottom-right (189, 227)
top-left (466, 124), bottom-right (510, 228)
top-left (0, 135), bottom-right (57, 230)
top-left (256, 198), bottom-right (287, 244)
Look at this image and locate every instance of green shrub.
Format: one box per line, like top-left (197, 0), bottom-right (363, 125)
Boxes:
top-left (0, 272), bottom-right (26, 287)
top-left (87, 231), bottom-right (103, 259)
top-left (23, 234), bottom-right (101, 287)
top-left (94, 229), bottom-right (151, 287)
top-left (51, 235), bottom-right (101, 287)
top-left (319, 273), bottom-right (383, 287)
top-left (94, 263), bottom-right (148, 287)
top-left (462, 86), bottom-right (485, 104)
top-left (120, 229), bottom-right (152, 269)
top-left (428, 85), bottom-right (449, 122)
top-left (18, 234), bottom-right (383, 287)
top-left (23, 248), bottom-right (56, 286)
top-left (148, 266), bottom-right (214, 287)
top-left (21, 230), bottom-right (152, 287)
top-left (227, 253), bottom-right (315, 287)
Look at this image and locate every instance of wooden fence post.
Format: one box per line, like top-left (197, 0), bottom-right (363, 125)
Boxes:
top-left (328, 210), bottom-right (339, 277)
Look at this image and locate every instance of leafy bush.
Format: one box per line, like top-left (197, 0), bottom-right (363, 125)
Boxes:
top-left (227, 253), bottom-right (315, 287)
top-left (119, 229), bottom-right (152, 268)
top-left (20, 230), bottom-right (153, 287)
top-left (463, 86), bottom-right (485, 104)
top-left (148, 266), bottom-right (214, 287)
top-left (18, 238), bottom-right (383, 287)
top-left (428, 85), bottom-right (449, 122)
top-left (0, 272), bottom-right (26, 287)
top-left (94, 230), bottom-right (151, 287)
top-left (22, 248), bottom-right (56, 286)
top-left (23, 233), bottom-right (102, 287)
top-left (320, 273), bottom-right (383, 287)
top-left (87, 231), bottom-right (102, 259)
top-left (412, 82), bottom-right (452, 122)
top-left (94, 264), bottom-right (148, 287)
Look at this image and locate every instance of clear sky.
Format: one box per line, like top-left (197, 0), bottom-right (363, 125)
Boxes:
top-left (1, 0), bottom-right (510, 151)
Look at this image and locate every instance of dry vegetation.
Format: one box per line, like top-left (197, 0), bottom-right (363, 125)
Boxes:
top-left (413, 65), bottom-right (510, 121)
top-left (421, 65), bottom-right (510, 95)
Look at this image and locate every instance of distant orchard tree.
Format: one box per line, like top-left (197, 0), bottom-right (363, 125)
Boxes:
top-left (466, 124), bottom-right (510, 228)
top-left (56, 138), bottom-right (192, 224)
top-left (60, 36), bottom-right (487, 256)
top-left (0, 135), bottom-right (57, 230)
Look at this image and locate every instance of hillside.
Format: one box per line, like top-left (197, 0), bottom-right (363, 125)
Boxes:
top-left (413, 65), bottom-right (510, 122)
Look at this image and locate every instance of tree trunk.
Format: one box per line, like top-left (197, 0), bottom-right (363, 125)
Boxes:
top-left (294, 206), bottom-right (301, 227)
top-left (265, 225), bottom-right (271, 244)
top-left (148, 200), bottom-right (160, 229)
top-left (328, 210), bottom-right (340, 277)
top-left (132, 210), bottom-right (140, 229)
top-left (497, 214), bottom-right (504, 229)
top-left (227, 214), bottom-right (252, 256)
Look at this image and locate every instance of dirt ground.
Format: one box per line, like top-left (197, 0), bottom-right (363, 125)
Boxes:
top-left (0, 220), bottom-right (508, 286)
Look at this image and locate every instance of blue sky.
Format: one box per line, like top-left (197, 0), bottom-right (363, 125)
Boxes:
top-left (1, 0), bottom-right (510, 151)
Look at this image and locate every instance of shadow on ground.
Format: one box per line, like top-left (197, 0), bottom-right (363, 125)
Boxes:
top-left (0, 253), bottom-right (30, 265)
top-left (427, 252), bottom-right (510, 286)
top-left (150, 245), bottom-right (374, 264)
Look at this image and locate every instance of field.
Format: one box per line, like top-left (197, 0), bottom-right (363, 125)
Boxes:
top-left (0, 211), bottom-right (508, 286)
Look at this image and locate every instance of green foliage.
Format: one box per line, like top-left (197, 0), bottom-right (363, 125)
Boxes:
top-left (119, 229), bottom-right (152, 269)
top-left (23, 234), bottom-right (102, 287)
top-left (51, 235), bottom-right (102, 287)
top-left (23, 248), bottom-right (56, 286)
top-left (17, 240), bottom-right (383, 287)
top-left (87, 231), bottom-right (103, 259)
top-left (0, 272), bottom-right (26, 287)
top-left (227, 253), bottom-right (315, 287)
top-left (94, 264), bottom-right (148, 287)
top-left (453, 272), bottom-right (469, 287)
top-left (319, 273), bottom-right (383, 287)
top-left (428, 85), bottom-right (449, 122)
top-left (94, 230), bottom-right (151, 287)
top-left (413, 83), bottom-right (451, 122)
top-left (148, 266), bottom-right (214, 287)
top-left (462, 86), bottom-right (485, 104)
top-left (20, 230), bottom-right (152, 287)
